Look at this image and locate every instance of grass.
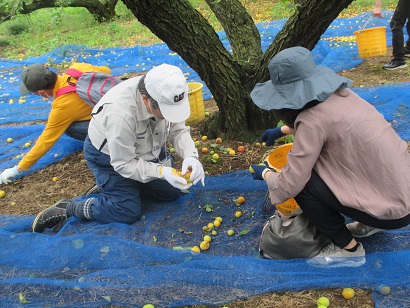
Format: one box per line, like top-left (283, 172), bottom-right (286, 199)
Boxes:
top-left (0, 0), bottom-right (398, 60)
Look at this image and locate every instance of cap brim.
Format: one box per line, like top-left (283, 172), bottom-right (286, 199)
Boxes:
top-left (251, 66), bottom-right (352, 111)
top-left (159, 96), bottom-right (191, 123)
top-left (20, 82), bottom-right (31, 95)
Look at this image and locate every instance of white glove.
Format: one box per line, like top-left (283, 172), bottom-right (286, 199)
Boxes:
top-left (0, 166), bottom-right (20, 184)
top-left (160, 166), bottom-right (192, 190)
top-left (181, 157), bottom-right (205, 186)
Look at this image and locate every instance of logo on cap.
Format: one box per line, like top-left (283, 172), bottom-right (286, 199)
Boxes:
top-left (174, 92), bottom-right (185, 103)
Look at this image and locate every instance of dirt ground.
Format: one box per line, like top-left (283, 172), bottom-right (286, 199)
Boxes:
top-left (1, 47), bottom-right (409, 307)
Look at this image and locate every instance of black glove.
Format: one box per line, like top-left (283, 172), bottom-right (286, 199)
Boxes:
top-left (260, 127), bottom-right (286, 146)
top-left (250, 162), bottom-right (275, 181)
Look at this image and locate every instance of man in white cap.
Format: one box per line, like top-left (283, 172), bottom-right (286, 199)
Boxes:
top-left (31, 64), bottom-right (205, 232)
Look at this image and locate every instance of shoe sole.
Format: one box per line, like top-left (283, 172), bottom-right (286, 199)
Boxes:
top-left (351, 228), bottom-right (383, 238)
top-left (307, 257), bottom-right (366, 268)
top-left (31, 208), bottom-right (48, 232)
top-left (84, 184), bottom-right (99, 196)
top-left (383, 64), bottom-right (407, 70)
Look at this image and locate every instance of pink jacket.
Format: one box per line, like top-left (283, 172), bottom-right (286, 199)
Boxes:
top-left (267, 89), bottom-right (410, 220)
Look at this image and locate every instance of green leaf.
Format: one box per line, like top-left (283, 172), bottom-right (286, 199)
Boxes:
top-left (204, 204), bottom-right (213, 212)
top-left (19, 292), bottom-right (28, 304)
top-left (239, 229), bottom-right (250, 236)
top-left (102, 296), bottom-right (111, 302)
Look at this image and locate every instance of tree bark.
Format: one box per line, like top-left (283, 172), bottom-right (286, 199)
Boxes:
top-left (0, 0), bottom-right (118, 23)
top-left (122, 0), bottom-right (354, 139)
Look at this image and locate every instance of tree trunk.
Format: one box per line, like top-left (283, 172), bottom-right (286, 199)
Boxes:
top-left (1, 0), bottom-right (118, 23)
top-left (121, 0), bottom-right (354, 140)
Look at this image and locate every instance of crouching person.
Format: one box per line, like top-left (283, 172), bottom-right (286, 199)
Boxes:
top-left (31, 64), bottom-right (205, 232)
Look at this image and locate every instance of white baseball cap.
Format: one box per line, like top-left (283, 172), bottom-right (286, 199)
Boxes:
top-left (145, 64), bottom-right (190, 123)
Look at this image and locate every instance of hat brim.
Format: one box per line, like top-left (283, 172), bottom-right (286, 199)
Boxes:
top-left (20, 82), bottom-right (31, 95)
top-left (250, 66), bottom-right (352, 110)
top-left (158, 96), bottom-right (191, 123)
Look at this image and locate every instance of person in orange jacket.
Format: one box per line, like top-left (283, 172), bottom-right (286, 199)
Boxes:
top-left (0, 63), bottom-right (110, 184)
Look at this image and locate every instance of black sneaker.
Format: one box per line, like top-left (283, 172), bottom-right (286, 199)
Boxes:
top-left (382, 59), bottom-right (407, 70)
top-left (405, 47), bottom-right (410, 57)
top-left (84, 184), bottom-right (99, 196)
top-left (31, 200), bottom-right (69, 233)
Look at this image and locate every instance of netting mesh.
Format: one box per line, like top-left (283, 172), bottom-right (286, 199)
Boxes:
top-left (0, 11), bottom-right (409, 307)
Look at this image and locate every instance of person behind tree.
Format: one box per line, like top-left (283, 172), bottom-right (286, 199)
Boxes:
top-left (373, 0), bottom-right (410, 70)
top-left (250, 46), bottom-right (410, 268)
top-left (0, 63), bottom-right (111, 184)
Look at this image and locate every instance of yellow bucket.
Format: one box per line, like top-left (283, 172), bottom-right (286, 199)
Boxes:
top-left (266, 143), bottom-right (300, 215)
top-left (186, 82), bottom-right (205, 126)
top-left (353, 26), bottom-right (387, 58)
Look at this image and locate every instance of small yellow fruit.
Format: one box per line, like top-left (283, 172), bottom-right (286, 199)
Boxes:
top-left (202, 226), bottom-right (208, 231)
top-left (377, 285), bottom-right (391, 295)
top-left (201, 136), bottom-right (208, 141)
top-left (25, 142), bottom-right (31, 148)
top-left (52, 177), bottom-right (58, 182)
top-left (11, 202), bottom-right (16, 206)
top-left (204, 235), bottom-right (212, 243)
top-left (204, 111), bottom-right (210, 117)
top-left (200, 240), bottom-right (210, 251)
top-left (262, 142), bottom-right (266, 147)
top-left (7, 138), bottom-right (13, 143)
top-left (143, 304), bottom-right (155, 308)
top-left (215, 137), bottom-right (222, 144)
top-left (229, 149), bottom-right (235, 156)
top-left (227, 229), bottom-right (234, 236)
top-left (317, 297), bottom-right (329, 307)
top-left (211, 230), bottom-right (217, 236)
top-left (255, 142), bottom-right (261, 147)
top-left (213, 220), bottom-right (221, 227)
top-left (237, 196), bottom-right (245, 204)
top-left (201, 147), bottom-right (208, 153)
top-left (194, 141), bottom-right (200, 147)
top-left (342, 288), bottom-right (355, 299)
top-left (212, 153), bottom-right (219, 160)
top-left (0, 190), bottom-right (5, 198)
top-left (191, 246), bottom-right (200, 253)
top-left (215, 217), bottom-right (223, 222)
top-left (207, 222), bottom-right (214, 229)
top-left (235, 211), bottom-right (242, 218)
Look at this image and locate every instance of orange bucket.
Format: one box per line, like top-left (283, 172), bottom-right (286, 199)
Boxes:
top-left (266, 143), bottom-right (299, 215)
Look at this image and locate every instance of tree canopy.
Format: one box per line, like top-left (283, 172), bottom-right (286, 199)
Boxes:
top-left (0, 0), bottom-right (118, 23)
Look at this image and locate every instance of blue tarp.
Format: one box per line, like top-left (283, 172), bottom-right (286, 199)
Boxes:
top-left (0, 11), bottom-right (409, 308)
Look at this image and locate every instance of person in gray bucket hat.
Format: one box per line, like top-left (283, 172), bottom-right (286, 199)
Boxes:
top-left (250, 46), bottom-right (410, 268)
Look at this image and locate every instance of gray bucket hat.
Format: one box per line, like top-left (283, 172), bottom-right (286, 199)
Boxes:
top-left (250, 46), bottom-right (352, 110)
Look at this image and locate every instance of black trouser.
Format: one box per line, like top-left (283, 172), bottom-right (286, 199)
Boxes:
top-left (295, 170), bottom-right (410, 248)
top-left (391, 0), bottom-right (410, 60)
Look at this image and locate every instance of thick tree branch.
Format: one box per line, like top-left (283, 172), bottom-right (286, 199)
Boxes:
top-left (205, 0), bottom-right (262, 72)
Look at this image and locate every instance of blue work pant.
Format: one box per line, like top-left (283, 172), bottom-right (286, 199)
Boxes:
top-left (83, 136), bottom-right (181, 224)
top-left (65, 120), bottom-right (89, 141)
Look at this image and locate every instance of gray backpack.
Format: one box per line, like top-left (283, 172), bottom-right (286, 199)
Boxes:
top-left (55, 68), bottom-right (123, 107)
